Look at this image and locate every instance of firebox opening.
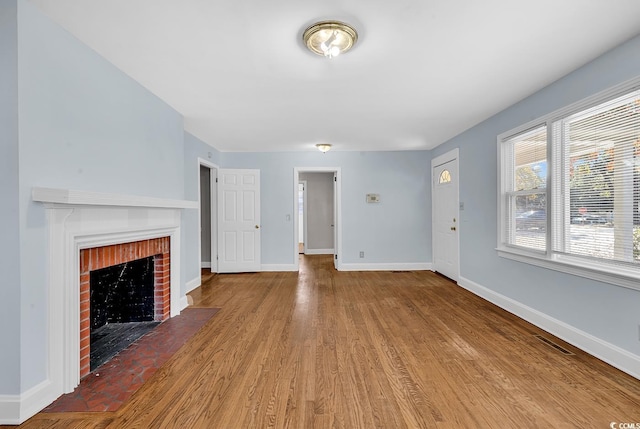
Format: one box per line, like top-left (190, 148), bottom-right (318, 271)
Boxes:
top-left (89, 256), bottom-right (160, 371)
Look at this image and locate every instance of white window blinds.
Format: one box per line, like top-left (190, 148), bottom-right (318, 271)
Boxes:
top-left (502, 126), bottom-right (547, 252)
top-left (553, 90), bottom-right (640, 265)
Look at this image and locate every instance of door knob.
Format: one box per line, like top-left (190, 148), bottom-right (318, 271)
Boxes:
top-left (255, 225), bottom-right (260, 229)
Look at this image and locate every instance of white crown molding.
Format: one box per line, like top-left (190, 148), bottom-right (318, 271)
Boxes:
top-left (32, 187), bottom-right (198, 209)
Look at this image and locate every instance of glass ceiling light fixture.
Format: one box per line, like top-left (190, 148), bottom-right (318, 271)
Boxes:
top-left (316, 143), bottom-right (332, 153)
top-left (303, 21), bottom-right (358, 59)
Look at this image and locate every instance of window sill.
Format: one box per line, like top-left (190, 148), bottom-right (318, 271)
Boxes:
top-left (496, 246), bottom-right (640, 292)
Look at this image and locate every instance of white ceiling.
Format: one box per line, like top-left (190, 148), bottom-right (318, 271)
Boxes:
top-left (29, 0), bottom-right (640, 152)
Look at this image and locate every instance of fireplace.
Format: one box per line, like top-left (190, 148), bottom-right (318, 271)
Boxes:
top-left (80, 237), bottom-right (171, 377)
top-left (32, 187), bottom-right (197, 402)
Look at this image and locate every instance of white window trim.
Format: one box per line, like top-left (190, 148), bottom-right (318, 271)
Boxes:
top-left (497, 76), bottom-right (640, 292)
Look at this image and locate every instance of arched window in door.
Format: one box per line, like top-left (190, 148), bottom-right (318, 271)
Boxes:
top-left (439, 169), bottom-right (452, 184)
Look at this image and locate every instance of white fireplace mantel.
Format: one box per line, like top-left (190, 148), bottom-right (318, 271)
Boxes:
top-left (32, 187), bottom-right (198, 209)
top-left (26, 187), bottom-right (197, 421)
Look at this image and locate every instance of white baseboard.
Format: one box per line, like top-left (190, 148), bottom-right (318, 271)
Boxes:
top-left (261, 264), bottom-right (298, 272)
top-left (340, 262), bottom-right (433, 272)
top-left (201, 261), bottom-right (211, 268)
top-left (185, 276), bottom-right (201, 294)
top-left (181, 276), bottom-right (202, 311)
top-left (180, 276), bottom-right (202, 311)
top-left (304, 248), bottom-right (334, 255)
top-left (0, 394), bottom-right (20, 425)
top-left (458, 275), bottom-right (640, 380)
top-left (0, 379), bottom-right (58, 425)
top-left (180, 295), bottom-right (190, 311)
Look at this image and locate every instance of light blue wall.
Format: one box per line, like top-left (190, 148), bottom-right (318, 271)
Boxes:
top-left (221, 151), bottom-right (432, 266)
top-left (183, 132), bottom-right (221, 287)
top-left (0, 0), bottom-right (21, 395)
top-left (432, 34), bottom-right (640, 355)
top-left (16, 0), bottom-right (185, 391)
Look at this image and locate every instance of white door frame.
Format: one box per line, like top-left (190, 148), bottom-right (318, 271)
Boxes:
top-left (198, 158), bottom-right (219, 273)
top-left (293, 167), bottom-right (342, 270)
top-left (431, 148), bottom-right (460, 281)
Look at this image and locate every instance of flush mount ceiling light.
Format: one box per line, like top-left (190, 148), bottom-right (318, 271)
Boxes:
top-left (316, 143), bottom-right (332, 153)
top-left (303, 20), bottom-right (358, 59)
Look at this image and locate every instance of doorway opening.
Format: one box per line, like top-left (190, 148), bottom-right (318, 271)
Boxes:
top-left (298, 181), bottom-right (306, 254)
top-left (199, 159), bottom-right (218, 274)
top-left (293, 167), bottom-right (342, 271)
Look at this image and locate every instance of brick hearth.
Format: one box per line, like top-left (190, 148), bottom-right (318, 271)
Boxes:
top-left (79, 237), bottom-right (170, 378)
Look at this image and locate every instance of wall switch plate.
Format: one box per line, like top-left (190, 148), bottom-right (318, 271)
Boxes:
top-left (366, 194), bottom-right (380, 203)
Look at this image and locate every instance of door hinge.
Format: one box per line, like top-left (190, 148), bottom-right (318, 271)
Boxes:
top-left (215, 177), bottom-right (218, 183)
top-left (334, 254), bottom-right (337, 260)
top-left (334, 176), bottom-right (337, 182)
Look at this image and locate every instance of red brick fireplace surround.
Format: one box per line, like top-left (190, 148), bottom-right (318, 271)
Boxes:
top-left (79, 237), bottom-right (171, 378)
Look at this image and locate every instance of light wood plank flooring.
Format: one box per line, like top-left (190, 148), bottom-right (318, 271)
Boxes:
top-left (12, 255), bottom-right (640, 428)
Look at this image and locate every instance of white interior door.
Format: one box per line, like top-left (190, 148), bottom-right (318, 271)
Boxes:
top-left (218, 169), bottom-right (261, 272)
top-left (433, 153), bottom-right (459, 281)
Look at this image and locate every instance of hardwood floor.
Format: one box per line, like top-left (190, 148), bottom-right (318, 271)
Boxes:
top-left (12, 255), bottom-right (640, 428)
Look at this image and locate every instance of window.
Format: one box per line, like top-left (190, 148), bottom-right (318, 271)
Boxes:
top-left (439, 169), bottom-right (452, 184)
top-left (498, 83), bottom-right (640, 288)
top-left (502, 126), bottom-right (547, 251)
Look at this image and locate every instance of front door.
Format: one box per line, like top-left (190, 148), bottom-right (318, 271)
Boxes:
top-left (432, 151), bottom-right (459, 281)
top-left (217, 169), bottom-right (261, 272)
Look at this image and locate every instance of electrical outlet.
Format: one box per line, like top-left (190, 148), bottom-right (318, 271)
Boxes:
top-left (359, 251), bottom-right (364, 258)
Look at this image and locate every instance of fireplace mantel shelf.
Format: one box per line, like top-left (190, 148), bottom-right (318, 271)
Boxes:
top-left (32, 187), bottom-right (198, 209)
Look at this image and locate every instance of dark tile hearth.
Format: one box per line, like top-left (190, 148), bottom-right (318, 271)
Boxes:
top-left (90, 321), bottom-right (160, 371)
top-left (43, 307), bottom-right (220, 413)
